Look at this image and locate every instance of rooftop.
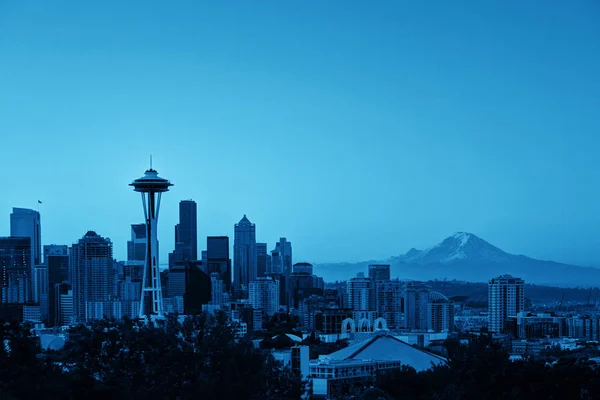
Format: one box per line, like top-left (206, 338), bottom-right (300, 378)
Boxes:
top-left (319, 333), bottom-right (446, 371)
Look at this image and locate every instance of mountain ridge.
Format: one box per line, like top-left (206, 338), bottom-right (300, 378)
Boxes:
top-left (313, 232), bottom-right (600, 287)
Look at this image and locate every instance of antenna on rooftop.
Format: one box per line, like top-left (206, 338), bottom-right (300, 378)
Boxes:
top-left (150, 154), bottom-right (153, 170)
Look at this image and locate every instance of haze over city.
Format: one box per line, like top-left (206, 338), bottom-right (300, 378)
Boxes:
top-left (1, 1), bottom-right (599, 266)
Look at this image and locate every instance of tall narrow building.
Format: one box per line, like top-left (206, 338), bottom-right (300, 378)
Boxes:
top-left (70, 231), bottom-right (113, 323)
top-left (10, 208), bottom-right (41, 301)
top-left (174, 200), bottom-right (198, 262)
top-left (233, 215), bottom-right (257, 298)
top-left (270, 238), bottom-right (292, 276)
top-left (256, 243), bottom-right (268, 278)
top-left (206, 236), bottom-right (231, 293)
top-left (488, 275), bottom-right (525, 333)
top-left (127, 224), bottom-right (147, 262)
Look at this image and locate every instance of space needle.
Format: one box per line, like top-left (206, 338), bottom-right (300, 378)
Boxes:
top-left (130, 161), bottom-right (173, 319)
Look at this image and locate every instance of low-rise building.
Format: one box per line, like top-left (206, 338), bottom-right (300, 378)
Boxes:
top-left (310, 332), bottom-right (446, 399)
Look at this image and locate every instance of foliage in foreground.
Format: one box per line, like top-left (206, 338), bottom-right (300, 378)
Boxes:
top-left (0, 312), bottom-right (305, 400)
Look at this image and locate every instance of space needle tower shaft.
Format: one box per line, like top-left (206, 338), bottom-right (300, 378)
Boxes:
top-left (130, 164), bottom-right (173, 318)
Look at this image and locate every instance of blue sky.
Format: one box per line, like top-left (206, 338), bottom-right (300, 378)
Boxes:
top-left (1, 1), bottom-right (599, 266)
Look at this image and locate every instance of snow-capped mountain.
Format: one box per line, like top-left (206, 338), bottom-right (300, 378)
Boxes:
top-left (398, 232), bottom-right (511, 265)
top-left (314, 232), bottom-right (600, 287)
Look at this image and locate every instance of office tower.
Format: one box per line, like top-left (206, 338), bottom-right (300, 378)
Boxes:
top-left (0, 237), bottom-right (31, 305)
top-left (130, 167), bottom-right (173, 318)
top-left (127, 224), bottom-right (147, 262)
top-left (35, 265), bottom-right (49, 323)
top-left (256, 243), bottom-right (268, 278)
top-left (293, 262), bottom-right (313, 275)
top-left (70, 231), bottom-right (113, 323)
top-left (375, 279), bottom-right (404, 330)
top-left (270, 238), bottom-right (292, 276)
top-left (172, 200), bottom-right (198, 264)
top-left (210, 272), bottom-right (224, 307)
top-left (488, 275), bottom-right (525, 333)
top-left (404, 282), bottom-right (431, 330)
top-left (368, 264), bottom-right (390, 281)
top-left (10, 208), bottom-right (41, 301)
top-left (206, 236), bottom-right (232, 293)
top-left (249, 277), bottom-right (280, 316)
top-left (346, 273), bottom-right (375, 312)
top-left (233, 215), bottom-right (257, 297)
top-left (44, 245), bottom-right (69, 283)
top-left (44, 245), bottom-right (69, 326)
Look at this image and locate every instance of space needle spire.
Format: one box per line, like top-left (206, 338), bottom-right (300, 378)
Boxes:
top-left (130, 162), bottom-right (173, 319)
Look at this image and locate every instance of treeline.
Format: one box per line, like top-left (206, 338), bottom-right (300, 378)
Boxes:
top-left (0, 312), bottom-right (305, 400)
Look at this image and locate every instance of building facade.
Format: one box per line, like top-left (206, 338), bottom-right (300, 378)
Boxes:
top-left (249, 277), bottom-right (280, 316)
top-left (233, 215), bottom-right (257, 297)
top-left (10, 208), bottom-right (41, 301)
top-left (488, 275), bottom-right (525, 334)
top-left (0, 237), bottom-right (32, 306)
top-left (368, 264), bottom-right (390, 281)
top-left (70, 231), bottom-right (114, 323)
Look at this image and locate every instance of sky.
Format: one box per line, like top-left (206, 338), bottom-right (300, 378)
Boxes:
top-left (1, 1), bottom-right (599, 267)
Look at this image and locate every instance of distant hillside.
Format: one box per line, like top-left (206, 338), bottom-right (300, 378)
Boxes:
top-left (314, 232), bottom-right (600, 287)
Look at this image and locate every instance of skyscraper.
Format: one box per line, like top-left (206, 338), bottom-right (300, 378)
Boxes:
top-left (233, 215), bottom-right (257, 298)
top-left (44, 245), bottom-right (69, 283)
top-left (256, 243), bottom-right (268, 278)
top-left (127, 224), bottom-right (147, 262)
top-left (270, 238), bottom-right (292, 276)
top-left (70, 231), bottom-right (113, 323)
top-left (174, 200), bottom-right (198, 262)
top-left (368, 264), bottom-right (391, 281)
top-left (10, 208), bottom-right (41, 301)
top-left (0, 237), bottom-right (31, 305)
top-left (206, 236), bottom-right (231, 293)
top-left (488, 275), bottom-right (525, 333)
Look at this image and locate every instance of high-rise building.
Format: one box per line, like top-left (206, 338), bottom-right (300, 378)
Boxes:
top-left (249, 277), bottom-right (280, 316)
top-left (127, 224), bottom-right (147, 262)
top-left (375, 279), bottom-right (404, 330)
top-left (368, 264), bottom-right (391, 281)
top-left (10, 208), bottom-right (41, 301)
top-left (206, 236), bottom-right (232, 293)
top-left (488, 275), bottom-right (525, 334)
top-left (293, 262), bottom-right (313, 275)
top-left (173, 200), bottom-right (198, 263)
top-left (404, 282), bottom-right (431, 330)
top-left (270, 238), bottom-right (292, 276)
top-left (256, 243), bottom-right (268, 278)
top-left (70, 231), bottom-right (113, 323)
top-left (347, 273), bottom-right (375, 312)
top-left (428, 299), bottom-right (455, 332)
top-left (233, 215), bottom-right (257, 297)
top-left (35, 265), bottom-right (49, 323)
top-left (44, 245), bottom-right (69, 283)
top-left (0, 237), bottom-right (32, 305)
top-left (43, 245), bottom-right (69, 326)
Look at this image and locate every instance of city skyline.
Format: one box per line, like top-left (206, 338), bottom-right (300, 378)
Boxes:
top-left (1, 1), bottom-right (599, 266)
